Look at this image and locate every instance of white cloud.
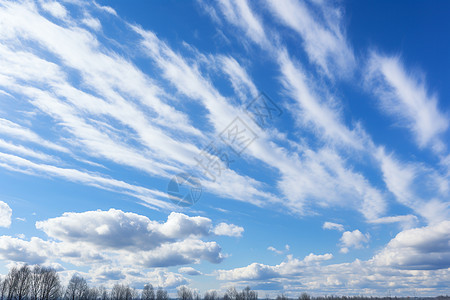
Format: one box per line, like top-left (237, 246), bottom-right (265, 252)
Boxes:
top-left (323, 221), bottom-right (344, 232)
top-left (267, 246), bottom-right (283, 255)
top-left (216, 0), bottom-right (269, 47)
top-left (82, 17), bottom-right (101, 31)
top-left (368, 215), bottom-right (419, 230)
top-left (268, 245), bottom-right (290, 255)
top-left (39, 1), bottom-right (67, 19)
top-left (0, 0), bottom-right (390, 226)
top-left (36, 210), bottom-right (213, 251)
top-left (93, 2), bottom-right (117, 16)
top-left (213, 223), bottom-right (244, 237)
top-left (266, 0), bottom-right (355, 77)
top-left (178, 267), bottom-right (202, 276)
top-left (0, 152), bottom-right (172, 210)
top-left (0, 118), bottom-right (68, 153)
top-left (0, 209), bottom-right (236, 286)
top-left (217, 262), bottom-right (278, 281)
top-left (303, 253), bottom-right (333, 264)
top-left (0, 201), bottom-right (12, 228)
top-left (216, 247), bottom-right (450, 295)
top-left (0, 139), bottom-right (56, 162)
top-left (144, 269), bottom-right (188, 288)
top-left (277, 50), bottom-right (364, 149)
top-left (372, 220), bottom-right (450, 270)
top-left (366, 53), bottom-right (449, 151)
top-left (128, 239), bottom-right (224, 267)
top-left (339, 230), bottom-right (370, 253)
top-left (0, 236), bottom-right (48, 264)
top-left (218, 55), bottom-right (258, 100)
top-left (217, 253), bottom-right (332, 281)
top-left (377, 149), bottom-right (450, 224)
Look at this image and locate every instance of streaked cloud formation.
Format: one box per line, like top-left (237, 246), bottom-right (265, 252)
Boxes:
top-left (0, 0), bottom-right (448, 296)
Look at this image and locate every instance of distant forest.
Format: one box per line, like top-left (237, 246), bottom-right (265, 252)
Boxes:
top-left (1, 265), bottom-right (449, 300)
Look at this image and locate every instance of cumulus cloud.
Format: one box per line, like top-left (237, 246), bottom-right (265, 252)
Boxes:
top-left (213, 223), bottom-right (244, 237)
top-left (339, 230), bottom-right (370, 253)
top-left (0, 236), bottom-right (48, 264)
top-left (303, 253), bottom-right (333, 264)
top-left (36, 210), bottom-right (212, 251)
top-left (217, 253), bottom-right (332, 281)
top-left (216, 247), bottom-right (450, 295)
top-left (0, 201), bottom-right (12, 228)
top-left (0, 209), bottom-right (233, 284)
top-left (373, 220), bottom-right (450, 270)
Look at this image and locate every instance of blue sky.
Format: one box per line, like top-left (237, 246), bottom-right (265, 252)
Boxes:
top-left (0, 0), bottom-right (449, 297)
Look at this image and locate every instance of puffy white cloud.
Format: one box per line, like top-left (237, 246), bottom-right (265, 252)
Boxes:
top-left (217, 253), bottom-right (332, 281)
top-left (128, 239), bottom-right (224, 267)
top-left (0, 209), bottom-right (234, 282)
top-left (303, 253), bottom-right (333, 264)
top-left (217, 262), bottom-right (278, 281)
top-left (213, 223), bottom-right (244, 237)
top-left (373, 220), bottom-right (450, 270)
top-left (216, 249), bottom-right (450, 296)
top-left (339, 230), bottom-right (370, 253)
top-left (144, 269), bottom-right (188, 288)
top-left (322, 222), bottom-right (344, 232)
top-left (0, 201), bottom-right (12, 228)
top-left (36, 210), bottom-right (212, 251)
top-left (178, 267), bottom-right (202, 276)
top-left (88, 265), bottom-right (188, 288)
top-left (0, 236), bottom-right (48, 264)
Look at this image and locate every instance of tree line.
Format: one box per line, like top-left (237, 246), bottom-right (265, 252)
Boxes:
top-left (0, 265), bottom-right (448, 300)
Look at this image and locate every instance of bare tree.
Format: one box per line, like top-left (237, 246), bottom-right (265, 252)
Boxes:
top-left (131, 289), bottom-right (139, 300)
top-left (225, 288), bottom-right (238, 300)
top-left (98, 287), bottom-right (109, 300)
top-left (39, 267), bottom-right (61, 300)
top-left (177, 286), bottom-right (193, 300)
top-left (203, 291), bottom-right (218, 300)
top-left (0, 278), bottom-right (8, 300)
top-left (87, 287), bottom-right (99, 300)
top-left (65, 275), bottom-right (88, 300)
top-left (299, 294), bottom-right (310, 300)
top-left (276, 295), bottom-right (289, 300)
top-left (142, 284), bottom-right (155, 300)
top-left (155, 288), bottom-right (168, 300)
top-left (111, 284), bottom-right (132, 300)
top-left (241, 287), bottom-right (257, 300)
top-left (30, 266), bottom-right (42, 300)
top-left (5, 265), bottom-right (31, 300)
